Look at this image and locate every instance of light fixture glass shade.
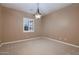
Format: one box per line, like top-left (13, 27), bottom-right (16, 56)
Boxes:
top-left (34, 3), bottom-right (42, 19)
top-left (35, 13), bottom-right (42, 19)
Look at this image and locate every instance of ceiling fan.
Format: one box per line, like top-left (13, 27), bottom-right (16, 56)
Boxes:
top-left (34, 3), bottom-right (42, 19)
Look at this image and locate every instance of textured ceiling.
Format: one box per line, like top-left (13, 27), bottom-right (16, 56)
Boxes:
top-left (1, 3), bottom-right (71, 16)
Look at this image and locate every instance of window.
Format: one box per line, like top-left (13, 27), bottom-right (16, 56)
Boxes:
top-left (23, 18), bottom-right (34, 32)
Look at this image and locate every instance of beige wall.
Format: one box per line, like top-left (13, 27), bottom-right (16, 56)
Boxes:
top-left (2, 7), bottom-right (41, 42)
top-left (0, 4), bottom-right (79, 54)
top-left (1, 4), bottom-right (79, 46)
top-left (42, 4), bottom-right (79, 45)
top-left (0, 6), bottom-right (2, 42)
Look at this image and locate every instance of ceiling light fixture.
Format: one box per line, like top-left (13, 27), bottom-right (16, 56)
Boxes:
top-left (35, 3), bottom-right (42, 19)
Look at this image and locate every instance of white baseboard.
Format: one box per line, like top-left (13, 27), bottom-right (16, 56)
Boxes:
top-left (43, 37), bottom-right (79, 48)
top-left (0, 37), bottom-right (79, 48)
top-left (0, 37), bottom-right (41, 47)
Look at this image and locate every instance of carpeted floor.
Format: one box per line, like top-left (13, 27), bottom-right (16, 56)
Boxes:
top-left (0, 38), bottom-right (79, 55)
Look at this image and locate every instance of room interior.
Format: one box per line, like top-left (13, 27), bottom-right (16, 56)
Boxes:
top-left (0, 3), bottom-right (79, 55)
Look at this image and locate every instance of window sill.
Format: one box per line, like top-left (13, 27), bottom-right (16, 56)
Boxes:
top-left (23, 31), bottom-right (34, 32)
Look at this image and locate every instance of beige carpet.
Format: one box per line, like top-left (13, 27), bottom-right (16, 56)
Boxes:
top-left (0, 38), bottom-right (79, 55)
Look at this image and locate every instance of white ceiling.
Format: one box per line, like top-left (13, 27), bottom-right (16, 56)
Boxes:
top-left (1, 3), bottom-right (71, 16)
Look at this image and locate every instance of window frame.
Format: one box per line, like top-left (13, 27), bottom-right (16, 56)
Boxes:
top-left (23, 17), bottom-right (34, 32)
